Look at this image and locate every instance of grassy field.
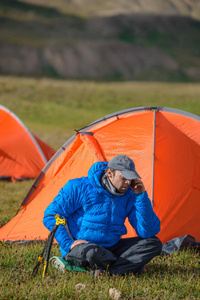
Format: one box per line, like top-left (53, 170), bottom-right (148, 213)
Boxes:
top-left (0, 76), bottom-right (200, 299)
top-left (1, 76), bottom-right (200, 150)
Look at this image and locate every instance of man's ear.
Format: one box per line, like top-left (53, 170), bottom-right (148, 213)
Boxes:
top-left (107, 168), bottom-right (112, 179)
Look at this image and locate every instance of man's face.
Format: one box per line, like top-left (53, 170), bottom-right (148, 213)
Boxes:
top-left (107, 169), bottom-right (131, 193)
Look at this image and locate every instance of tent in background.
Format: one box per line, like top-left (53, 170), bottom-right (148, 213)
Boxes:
top-left (0, 105), bottom-right (55, 180)
top-left (0, 106), bottom-right (199, 244)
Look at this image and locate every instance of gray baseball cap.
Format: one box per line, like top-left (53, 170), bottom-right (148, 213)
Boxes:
top-left (107, 155), bottom-right (141, 180)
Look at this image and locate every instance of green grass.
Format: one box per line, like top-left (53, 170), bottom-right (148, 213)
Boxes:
top-left (0, 76), bottom-right (200, 150)
top-left (0, 242), bottom-right (199, 299)
top-left (0, 76), bottom-right (200, 299)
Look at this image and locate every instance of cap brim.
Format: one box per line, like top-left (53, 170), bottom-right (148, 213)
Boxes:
top-left (120, 169), bottom-right (141, 180)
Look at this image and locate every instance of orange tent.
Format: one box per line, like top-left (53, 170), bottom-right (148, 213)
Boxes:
top-left (0, 106), bottom-right (199, 244)
top-left (0, 105), bottom-right (55, 180)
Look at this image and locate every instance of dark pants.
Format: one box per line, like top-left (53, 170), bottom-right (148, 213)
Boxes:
top-left (64, 236), bottom-right (162, 275)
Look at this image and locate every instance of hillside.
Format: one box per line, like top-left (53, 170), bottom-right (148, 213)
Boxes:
top-left (0, 0), bottom-right (200, 81)
top-left (20, 0), bottom-right (200, 19)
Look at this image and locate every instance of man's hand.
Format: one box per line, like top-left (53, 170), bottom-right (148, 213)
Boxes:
top-left (70, 239), bottom-right (89, 251)
top-left (130, 179), bottom-right (145, 194)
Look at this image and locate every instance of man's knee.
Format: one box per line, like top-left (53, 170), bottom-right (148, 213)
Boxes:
top-left (133, 236), bottom-right (162, 256)
top-left (149, 236), bottom-right (162, 255)
top-left (83, 244), bottom-right (117, 268)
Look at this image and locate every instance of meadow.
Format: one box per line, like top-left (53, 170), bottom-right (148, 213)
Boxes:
top-left (0, 76), bottom-right (200, 299)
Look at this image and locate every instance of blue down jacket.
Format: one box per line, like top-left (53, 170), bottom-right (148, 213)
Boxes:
top-left (43, 161), bottom-right (160, 257)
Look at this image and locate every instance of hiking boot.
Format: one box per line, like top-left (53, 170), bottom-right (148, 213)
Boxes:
top-left (49, 256), bottom-right (67, 273)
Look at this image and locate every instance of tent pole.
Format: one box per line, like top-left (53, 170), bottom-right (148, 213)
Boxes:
top-left (151, 109), bottom-right (156, 207)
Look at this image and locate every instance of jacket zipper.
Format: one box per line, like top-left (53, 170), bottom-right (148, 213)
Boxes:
top-left (106, 197), bottom-right (113, 238)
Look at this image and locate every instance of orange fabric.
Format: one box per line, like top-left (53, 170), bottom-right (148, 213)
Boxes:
top-left (0, 107), bottom-right (55, 179)
top-left (0, 108), bottom-right (199, 244)
top-left (154, 112), bottom-right (200, 243)
top-left (33, 134), bottom-right (56, 162)
top-left (0, 136), bottom-right (99, 241)
top-left (80, 133), bottom-right (106, 161)
top-left (93, 111), bottom-right (154, 199)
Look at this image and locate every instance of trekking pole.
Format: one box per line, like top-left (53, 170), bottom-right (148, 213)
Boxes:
top-left (42, 214), bottom-right (67, 278)
top-left (32, 214), bottom-right (66, 278)
top-left (32, 241), bottom-right (48, 277)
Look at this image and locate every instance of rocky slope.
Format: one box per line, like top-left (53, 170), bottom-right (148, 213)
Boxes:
top-left (22, 0), bottom-right (200, 19)
top-left (0, 0), bottom-right (200, 81)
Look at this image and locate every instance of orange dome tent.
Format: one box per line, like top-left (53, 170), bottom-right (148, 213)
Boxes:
top-left (0, 106), bottom-right (199, 244)
top-left (0, 105), bottom-right (55, 180)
